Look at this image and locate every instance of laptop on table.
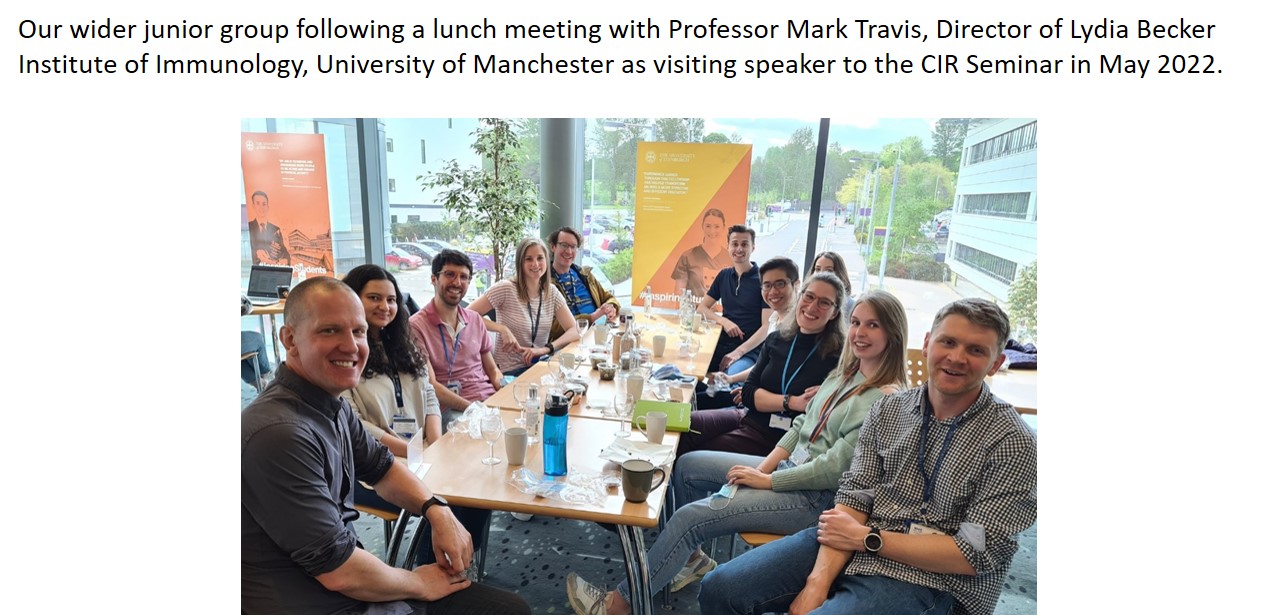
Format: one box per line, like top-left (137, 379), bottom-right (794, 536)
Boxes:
top-left (246, 265), bottom-right (294, 306)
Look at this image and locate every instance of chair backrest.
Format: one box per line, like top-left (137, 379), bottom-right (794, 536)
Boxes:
top-left (905, 348), bottom-right (928, 390)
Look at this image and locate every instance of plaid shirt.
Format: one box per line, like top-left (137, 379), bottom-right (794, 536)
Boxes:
top-left (837, 384), bottom-right (1037, 615)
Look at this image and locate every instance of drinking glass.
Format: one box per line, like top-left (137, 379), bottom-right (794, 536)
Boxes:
top-left (480, 414), bottom-right (503, 465)
top-left (613, 393), bottom-right (635, 437)
top-left (575, 316), bottom-right (590, 345)
top-left (512, 383), bottom-right (530, 426)
top-left (683, 336), bottom-right (702, 372)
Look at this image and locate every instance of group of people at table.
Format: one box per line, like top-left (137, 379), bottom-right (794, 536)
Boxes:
top-left (242, 222), bottom-right (1038, 615)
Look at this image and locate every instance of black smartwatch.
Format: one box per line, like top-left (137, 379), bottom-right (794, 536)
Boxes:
top-left (864, 527), bottom-right (883, 553)
top-left (544, 343), bottom-right (556, 356)
top-left (421, 494), bottom-right (449, 516)
top-left (782, 394), bottom-right (792, 412)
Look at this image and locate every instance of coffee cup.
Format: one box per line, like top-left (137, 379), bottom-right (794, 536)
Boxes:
top-left (652, 335), bottom-right (667, 357)
top-left (635, 411), bottom-right (667, 444)
top-left (504, 427), bottom-right (528, 465)
top-left (625, 373), bottom-right (645, 401)
top-left (620, 459), bottom-right (666, 503)
top-left (593, 324), bottom-right (609, 345)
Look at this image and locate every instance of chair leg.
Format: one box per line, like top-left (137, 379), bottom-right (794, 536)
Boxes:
top-left (403, 514), bottom-right (428, 569)
top-left (476, 513), bottom-right (494, 579)
top-left (387, 510), bottom-right (412, 568)
top-left (381, 519), bottom-right (393, 557)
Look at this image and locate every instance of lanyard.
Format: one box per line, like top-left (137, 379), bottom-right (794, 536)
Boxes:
top-left (387, 371), bottom-right (405, 409)
top-left (780, 334), bottom-right (820, 400)
top-left (525, 291), bottom-right (544, 346)
top-left (917, 396), bottom-right (962, 518)
top-left (808, 375), bottom-right (862, 442)
top-left (436, 325), bottom-right (463, 382)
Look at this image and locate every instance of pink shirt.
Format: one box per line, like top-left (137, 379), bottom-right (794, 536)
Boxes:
top-left (408, 301), bottom-right (496, 408)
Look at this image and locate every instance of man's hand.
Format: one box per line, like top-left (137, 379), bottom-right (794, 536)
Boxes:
top-left (726, 465), bottom-right (773, 490)
top-left (411, 563), bottom-right (472, 601)
top-left (732, 387), bottom-right (744, 406)
top-left (816, 508), bottom-right (868, 552)
top-left (789, 583), bottom-right (830, 615)
top-left (427, 507), bottom-right (474, 575)
top-left (718, 316), bottom-right (742, 338)
top-left (600, 303), bottom-right (618, 319)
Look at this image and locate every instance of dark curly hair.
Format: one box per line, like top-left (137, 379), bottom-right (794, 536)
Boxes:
top-left (342, 265), bottom-right (428, 379)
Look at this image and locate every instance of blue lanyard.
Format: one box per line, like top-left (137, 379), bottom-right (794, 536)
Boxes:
top-left (436, 324), bottom-right (463, 382)
top-left (917, 397), bottom-right (962, 518)
top-left (780, 335), bottom-right (820, 399)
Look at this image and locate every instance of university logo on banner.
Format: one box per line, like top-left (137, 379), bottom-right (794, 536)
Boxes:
top-left (241, 132), bottom-right (335, 279)
top-left (632, 142), bottom-right (752, 308)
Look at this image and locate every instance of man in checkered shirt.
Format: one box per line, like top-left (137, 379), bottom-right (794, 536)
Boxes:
top-left (700, 298), bottom-right (1036, 615)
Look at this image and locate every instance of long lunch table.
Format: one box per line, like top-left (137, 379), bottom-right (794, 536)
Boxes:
top-left (418, 411), bottom-right (677, 615)
top-left (560, 312), bottom-right (723, 379)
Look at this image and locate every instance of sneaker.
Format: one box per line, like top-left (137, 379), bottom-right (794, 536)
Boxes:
top-left (566, 572), bottom-right (609, 615)
top-left (669, 553), bottom-right (717, 592)
top-left (511, 512), bottom-right (534, 521)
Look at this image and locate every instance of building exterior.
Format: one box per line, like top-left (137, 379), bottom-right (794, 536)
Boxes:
top-left (946, 119), bottom-right (1038, 303)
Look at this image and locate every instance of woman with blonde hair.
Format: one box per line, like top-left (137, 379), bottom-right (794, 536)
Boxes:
top-left (471, 237), bottom-right (581, 376)
top-left (566, 290), bottom-right (910, 615)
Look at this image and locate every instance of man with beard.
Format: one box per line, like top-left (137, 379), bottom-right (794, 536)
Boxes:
top-left (409, 250), bottom-right (504, 415)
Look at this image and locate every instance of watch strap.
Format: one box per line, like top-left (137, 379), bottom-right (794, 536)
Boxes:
top-left (783, 394), bottom-right (792, 412)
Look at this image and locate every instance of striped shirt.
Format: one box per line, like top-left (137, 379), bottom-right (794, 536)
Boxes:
top-left (484, 280), bottom-right (568, 372)
top-left (837, 384), bottom-right (1037, 615)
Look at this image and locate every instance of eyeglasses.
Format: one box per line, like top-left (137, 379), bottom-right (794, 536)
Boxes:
top-left (799, 292), bottom-right (836, 311)
top-left (557, 243), bottom-right (578, 251)
top-left (761, 280), bottom-right (791, 291)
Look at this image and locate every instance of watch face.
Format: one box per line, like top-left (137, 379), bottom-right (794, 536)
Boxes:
top-left (865, 532), bottom-right (882, 551)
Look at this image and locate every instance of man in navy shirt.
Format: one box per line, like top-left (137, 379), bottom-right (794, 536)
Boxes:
top-left (697, 225), bottom-right (770, 376)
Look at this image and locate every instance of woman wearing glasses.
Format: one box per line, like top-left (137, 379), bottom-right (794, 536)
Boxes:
top-left (567, 289), bottom-right (910, 615)
top-left (811, 250), bottom-right (855, 312)
top-left (677, 273), bottom-right (847, 458)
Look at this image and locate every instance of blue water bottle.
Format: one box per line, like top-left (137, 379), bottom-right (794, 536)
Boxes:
top-left (543, 393), bottom-right (570, 477)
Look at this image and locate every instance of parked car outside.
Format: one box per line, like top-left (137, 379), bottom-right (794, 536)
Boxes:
top-left (393, 242), bottom-right (437, 265)
top-left (386, 247), bottom-right (424, 271)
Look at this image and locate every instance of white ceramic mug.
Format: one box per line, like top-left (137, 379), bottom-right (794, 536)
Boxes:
top-left (636, 411), bottom-right (667, 444)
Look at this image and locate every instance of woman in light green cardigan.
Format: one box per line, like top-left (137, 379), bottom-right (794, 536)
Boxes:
top-left (566, 290), bottom-right (910, 615)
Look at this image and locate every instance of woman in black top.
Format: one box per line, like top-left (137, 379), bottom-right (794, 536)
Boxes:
top-left (677, 273), bottom-right (847, 457)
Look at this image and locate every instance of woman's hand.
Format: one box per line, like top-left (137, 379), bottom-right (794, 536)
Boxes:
top-left (497, 325), bottom-right (521, 352)
top-left (520, 345), bottom-right (548, 365)
top-left (726, 464), bottom-right (773, 490)
top-left (788, 386), bottom-right (821, 413)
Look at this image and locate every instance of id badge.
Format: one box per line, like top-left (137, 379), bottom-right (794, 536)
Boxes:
top-left (446, 381), bottom-right (462, 395)
top-left (391, 414), bottom-right (417, 439)
top-left (907, 522), bottom-right (946, 536)
top-left (769, 413), bottom-right (793, 430)
top-left (789, 445), bottom-right (811, 465)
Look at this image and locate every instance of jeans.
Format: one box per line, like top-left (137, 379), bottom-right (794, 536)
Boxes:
top-left (699, 526), bottom-right (956, 615)
top-left (240, 331), bottom-right (271, 384)
top-left (615, 450), bottom-right (833, 604)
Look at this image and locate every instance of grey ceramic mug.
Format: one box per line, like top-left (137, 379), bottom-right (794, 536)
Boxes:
top-left (620, 459), bottom-right (666, 503)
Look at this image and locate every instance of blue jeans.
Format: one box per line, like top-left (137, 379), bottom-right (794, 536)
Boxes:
top-left (240, 331), bottom-right (271, 384)
top-left (616, 450), bottom-right (833, 604)
top-left (699, 526), bottom-right (956, 615)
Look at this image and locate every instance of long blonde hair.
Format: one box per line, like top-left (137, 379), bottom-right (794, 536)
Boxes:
top-left (832, 290), bottom-right (909, 392)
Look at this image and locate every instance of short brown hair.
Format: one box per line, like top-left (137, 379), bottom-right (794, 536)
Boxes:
top-left (727, 224), bottom-right (755, 243)
top-left (549, 226), bottom-right (582, 247)
top-left (931, 298), bottom-right (1011, 354)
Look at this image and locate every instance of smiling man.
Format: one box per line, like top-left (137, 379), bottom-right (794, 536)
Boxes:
top-left (547, 226), bottom-right (621, 342)
top-left (408, 249), bottom-right (503, 414)
top-left (697, 224), bottom-right (771, 376)
top-left (700, 298), bottom-right (1037, 615)
top-left (241, 276), bottom-right (528, 615)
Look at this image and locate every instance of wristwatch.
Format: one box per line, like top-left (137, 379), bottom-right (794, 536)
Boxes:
top-left (421, 494), bottom-right (449, 516)
top-left (544, 343), bottom-right (556, 356)
top-left (864, 527), bottom-right (883, 553)
top-left (783, 394), bottom-right (792, 412)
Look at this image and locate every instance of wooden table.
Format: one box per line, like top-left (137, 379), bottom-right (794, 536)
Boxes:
top-left (561, 313), bottom-right (722, 379)
top-left (419, 413), bottom-right (679, 615)
top-left (986, 369), bottom-right (1037, 415)
top-left (247, 301), bottom-right (285, 362)
top-left (484, 361), bottom-right (699, 421)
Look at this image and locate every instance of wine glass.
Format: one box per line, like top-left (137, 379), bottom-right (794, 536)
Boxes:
top-left (575, 316), bottom-right (590, 346)
top-left (683, 336), bottom-right (702, 373)
top-left (512, 383), bottom-right (530, 426)
top-left (479, 414), bottom-right (503, 465)
top-left (613, 393), bottom-right (635, 437)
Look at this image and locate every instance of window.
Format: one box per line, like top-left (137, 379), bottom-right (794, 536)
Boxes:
top-left (952, 243), bottom-right (1018, 285)
top-left (408, 215), bottom-right (420, 222)
top-left (386, 137), bottom-right (395, 152)
top-left (391, 215), bottom-right (398, 224)
top-left (963, 121), bottom-right (1036, 166)
top-left (958, 192), bottom-right (1031, 219)
top-left (388, 178), bottom-right (396, 192)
